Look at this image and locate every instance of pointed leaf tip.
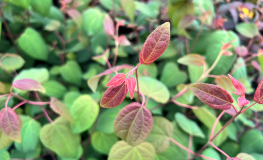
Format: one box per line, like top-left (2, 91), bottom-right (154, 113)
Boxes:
top-left (126, 77), bottom-right (136, 99)
top-left (228, 74), bottom-right (246, 97)
top-left (106, 73), bottom-right (126, 86)
top-left (254, 78), bottom-right (263, 104)
top-left (189, 83), bottom-right (233, 110)
top-left (139, 22), bottom-right (170, 65)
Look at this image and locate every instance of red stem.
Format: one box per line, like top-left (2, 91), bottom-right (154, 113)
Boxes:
top-left (34, 92), bottom-right (53, 123)
top-left (210, 110), bottom-right (225, 140)
top-left (210, 142), bottom-right (230, 158)
top-left (13, 101), bottom-right (27, 110)
top-left (171, 99), bottom-right (197, 109)
top-left (188, 135), bottom-right (193, 159)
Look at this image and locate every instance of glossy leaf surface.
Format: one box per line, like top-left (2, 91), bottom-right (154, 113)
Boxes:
top-left (100, 82), bottom-right (128, 108)
top-left (175, 113), bottom-right (205, 138)
top-left (70, 95), bottom-right (99, 133)
top-left (139, 22), bottom-right (170, 65)
top-left (50, 98), bottom-right (74, 124)
top-left (14, 116), bottom-right (41, 152)
top-left (190, 83), bottom-right (233, 110)
top-left (108, 141), bottom-right (155, 160)
top-left (0, 107), bottom-right (22, 142)
top-left (40, 117), bottom-right (81, 159)
top-left (106, 73), bottom-right (126, 86)
top-left (145, 117), bottom-right (173, 153)
top-left (12, 79), bottom-right (46, 93)
top-left (253, 78), bottom-right (263, 104)
top-left (177, 54), bottom-right (205, 66)
top-left (114, 102), bottom-right (153, 146)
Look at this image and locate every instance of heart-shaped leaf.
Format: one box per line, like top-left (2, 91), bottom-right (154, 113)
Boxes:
top-left (108, 140), bottom-right (155, 160)
top-left (139, 22), bottom-right (170, 65)
top-left (177, 54), bottom-right (205, 66)
top-left (12, 79), bottom-right (46, 93)
top-left (254, 78), bottom-right (263, 104)
top-left (114, 102), bottom-right (153, 146)
top-left (189, 83), bottom-right (233, 110)
top-left (138, 77), bottom-right (170, 103)
top-left (70, 95), bottom-right (99, 133)
top-left (106, 73), bottom-right (126, 86)
top-left (40, 117), bottom-right (81, 159)
top-left (145, 117), bottom-right (173, 153)
top-left (100, 82), bottom-right (128, 108)
top-left (14, 116), bottom-right (41, 152)
top-left (160, 62), bottom-right (187, 87)
top-left (50, 98), bottom-right (74, 124)
top-left (91, 131), bottom-right (118, 155)
top-left (0, 107), bottom-right (22, 142)
top-left (175, 113), bottom-right (205, 138)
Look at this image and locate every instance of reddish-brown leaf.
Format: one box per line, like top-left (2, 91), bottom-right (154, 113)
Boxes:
top-left (126, 77), bottom-right (136, 99)
top-left (106, 73), bottom-right (126, 87)
top-left (114, 102), bottom-right (153, 146)
top-left (100, 82), bottom-right (128, 108)
top-left (254, 78), bottom-right (263, 104)
top-left (0, 108), bottom-right (22, 142)
top-left (189, 83), bottom-right (233, 110)
top-left (228, 74), bottom-right (246, 97)
top-left (12, 79), bottom-right (46, 93)
top-left (139, 22), bottom-right (170, 65)
top-left (103, 14), bottom-right (114, 36)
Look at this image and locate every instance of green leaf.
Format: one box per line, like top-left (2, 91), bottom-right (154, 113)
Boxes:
top-left (31, 0), bottom-right (52, 16)
top-left (108, 141), bottom-right (155, 160)
top-left (226, 123), bottom-right (237, 141)
top-left (10, 0), bottom-right (30, 9)
top-left (168, 0), bottom-right (194, 29)
top-left (236, 153), bottom-right (256, 160)
top-left (193, 107), bottom-right (227, 146)
top-left (58, 146), bottom-right (83, 160)
top-left (135, 1), bottom-right (159, 19)
top-left (14, 116), bottom-right (41, 152)
top-left (0, 54), bottom-right (25, 71)
top-left (145, 117), bottom-right (173, 153)
top-left (120, 0), bottom-right (135, 22)
top-left (91, 131), bottom-right (118, 155)
top-left (188, 64), bottom-right (207, 83)
top-left (193, 0), bottom-right (214, 25)
top-left (50, 98), bottom-right (74, 124)
top-left (18, 28), bottom-right (48, 61)
top-left (160, 62), bottom-right (187, 88)
top-left (99, 0), bottom-right (120, 10)
top-left (175, 113), bottom-right (205, 138)
top-left (201, 148), bottom-right (221, 160)
top-left (232, 57), bottom-right (247, 80)
top-left (0, 128), bottom-right (13, 150)
top-left (158, 42), bottom-right (177, 59)
top-left (138, 63), bottom-right (158, 78)
top-left (60, 61), bottom-right (82, 86)
top-left (83, 8), bottom-right (104, 35)
top-left (221, 141), bottom-right (240, 157)
top-left (241, 129), bottom-right (263, 154)
top-left (14, 68), bottom-right (49, 84)
top-left (0, 150), bottom-right (10, 160)
top-left (236, 23), bottom-right (259, 38)
top-left (43, 80), bottom-right (67, 98)
top-left (251, 153), bottom-right (263, 160)
top-left (138, 77), bottom-right (170, 103)
top-left (70, 95), bottom-right (99, 133)
top-left (63, 91), bottom-right (81, 110)
top-left (40, 117), bottom-right (81, 159)
top-left (175, 84), bottom-right (194, 105)
top-left (48, 6), bottom-right (64, 21)
top-left (97, 101), bottom-right (129, 134)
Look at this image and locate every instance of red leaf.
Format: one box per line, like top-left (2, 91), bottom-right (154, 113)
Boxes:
top-left (254, 78), bottom-right (263, 104)
top-left (100, 82), bottom-right (127, 108)
top-left (104, 14), bottom-right (114, 36)
top-left (234, 46), bottom-right (248, 57)
top-left (12, 79), bottom-right (46, 93)
top-left (228, 74), bottom-right (246, 97)
top-left (126, 77), bottom-right (136, 99)
top-left (0, 108), bottom-right (22, 142)
top-left (114, 102), bottom-right (153, 146)
top-left (106, 73), bottom-right (126, 86)
top-left (237, 97), bottom-right (250, 107)
top-left (139, 22), bottom-right (170, 65)
top-left (189, 83), bottom-right (233, 110)
top-left (118, 35), bottom-right (130, 46)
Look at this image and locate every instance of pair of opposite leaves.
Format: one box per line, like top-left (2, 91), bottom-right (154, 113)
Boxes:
top-left (190, 74), bottom-right (263, 110)
top-left (100, 22), bottom-right (170, 108)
